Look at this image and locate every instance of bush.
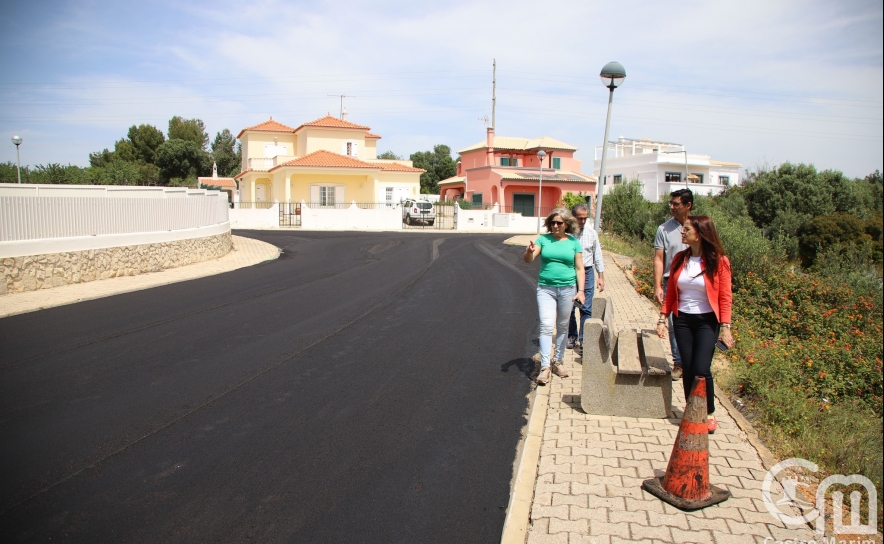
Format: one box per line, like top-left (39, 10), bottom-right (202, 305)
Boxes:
top-left (601, 180), bottom-right (659, 240)
top-left (798, 213), bottom-right (872, 267)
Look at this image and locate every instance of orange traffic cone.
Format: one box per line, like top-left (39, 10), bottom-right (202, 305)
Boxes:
top-left (641, 376), bottom-right (731, 510)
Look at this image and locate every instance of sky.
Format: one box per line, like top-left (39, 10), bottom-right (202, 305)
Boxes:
top-left (0, 0), bottom-right (881, 178)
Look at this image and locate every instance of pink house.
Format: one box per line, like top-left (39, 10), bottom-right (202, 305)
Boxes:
top-left (438, 128), bottom-right (597, 216)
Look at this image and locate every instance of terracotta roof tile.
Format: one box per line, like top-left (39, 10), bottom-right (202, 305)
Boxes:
top-left (236, 117), bottom-right (297, 138)
top-left (198, 177), bottom-right (237, 189)
top-left (274, 150), bottom-right (379, 169)
top-left (365, 132), bottom-right (382, 139)
top-left (295, 115), bottom-right (371, 132)
top-left (233, 169), bottom-right (252, 180)
top-left (377, 161), bottom-right (425, 172)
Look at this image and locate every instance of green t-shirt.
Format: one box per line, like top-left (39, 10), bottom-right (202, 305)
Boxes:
top-left (536, 234), bottom-right (582, 286)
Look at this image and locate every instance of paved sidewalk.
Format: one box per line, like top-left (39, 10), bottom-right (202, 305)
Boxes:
top-left (0, 235), bottom-right (279, 319)
top-left (522, 251), bottom-right (816, 544)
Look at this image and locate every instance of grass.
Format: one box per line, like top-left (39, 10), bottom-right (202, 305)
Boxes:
top-left (599, 233), bottom-right (653, 261)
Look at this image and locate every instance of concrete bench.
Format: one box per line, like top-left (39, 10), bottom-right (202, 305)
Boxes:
top-left (580, 297), bottom-right (672, 418)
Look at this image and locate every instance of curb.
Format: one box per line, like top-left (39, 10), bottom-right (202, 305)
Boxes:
top-left (500, 380), bottom-right (549, 544)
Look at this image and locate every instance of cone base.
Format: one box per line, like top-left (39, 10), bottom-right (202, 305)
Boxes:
top-left (641, 477), bottom-right (731, 511)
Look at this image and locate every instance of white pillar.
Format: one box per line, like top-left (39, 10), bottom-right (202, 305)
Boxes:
top-left (284, 175), bottom-right (291, 203)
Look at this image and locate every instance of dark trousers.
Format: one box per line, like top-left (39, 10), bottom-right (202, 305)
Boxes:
top-left (568, 267), bottom-right (595, 342)
top-left (672, 312), bottom-right (719, 414)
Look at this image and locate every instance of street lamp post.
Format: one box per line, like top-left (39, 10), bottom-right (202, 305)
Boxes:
top-left (536, 150), bottom-right (547, 234)
top-left (11, 135), bottom-right (23, 184)
top-left (593, 62), bottom-right (626, 234)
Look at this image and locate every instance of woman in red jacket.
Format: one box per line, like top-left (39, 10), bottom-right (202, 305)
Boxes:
top-left (656, 215), bottom-right (734, 433)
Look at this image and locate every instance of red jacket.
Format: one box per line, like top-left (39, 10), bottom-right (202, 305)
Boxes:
top-left (662, 252), bottom-right (732, 324)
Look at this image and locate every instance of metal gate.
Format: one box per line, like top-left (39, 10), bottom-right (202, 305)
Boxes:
top-left (279, 202), bottom-right (301, 226)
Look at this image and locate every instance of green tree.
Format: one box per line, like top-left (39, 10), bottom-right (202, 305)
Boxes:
top-left (155, 139), bottom-right (210, 182)
top-left (30, 163), bottom-right (91, 185)
top-left (113, 139), bottom-right (139, 163)
top-left (210, 129), bottom-right (240, 177)
top-left (377, 150), bottom-right (402, 160)
top-left (0, 161), bottom-right (30, 183)
top-left (409, 144), bottom-right (456, 194)
top-left (89, 159), bottom-right (142, 185)
top-left (168, 116), bottom-right (209, 150)
top-left (89, 148), bottom-right (115, 168)
top-left (127, 124), bottom-right (165, 164)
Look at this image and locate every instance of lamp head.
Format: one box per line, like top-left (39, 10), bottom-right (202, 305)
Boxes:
top-left (537, 150), bottom-right (547, 159)
top-left (599, 61), bottom-right (626, 89)
top-left (12, 135), bottom-right (23, 146)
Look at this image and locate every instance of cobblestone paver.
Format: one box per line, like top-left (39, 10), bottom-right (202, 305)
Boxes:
top-left (0, 235), bottom-right (279, 318)
top-left (525, 252), bottom-right (816, 544)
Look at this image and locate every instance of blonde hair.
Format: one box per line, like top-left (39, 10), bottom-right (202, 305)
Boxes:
top-left (543, 208), bottom-right (579, 234)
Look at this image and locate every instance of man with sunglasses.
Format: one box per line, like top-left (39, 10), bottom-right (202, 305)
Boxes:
top-left (653, 188), bottom-right (693, 380)
top-left (567, 203), bottom-right (605, 353)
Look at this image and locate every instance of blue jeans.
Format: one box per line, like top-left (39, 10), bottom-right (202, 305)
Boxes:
top-left (663, 281), bottom-right (682, 365)
top-left (537, 284), bottom-right (577, 368)
top-left (568, 267), bottom-right (595, 343)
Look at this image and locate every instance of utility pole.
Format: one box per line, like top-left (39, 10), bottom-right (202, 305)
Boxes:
top-left (491, 59), bottom-right (496, 130)
top-left (328, 94), bottom-right (355, 119)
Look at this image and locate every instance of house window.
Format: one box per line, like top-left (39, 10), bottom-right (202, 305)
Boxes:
top-left (512, 157), bottom-right (518, 166)
top-left (385, 187), bottom-right (393, 203)
top-left (500, 157), bottom-right (511, 166)
top-left (320, 186), bottom-right (335, 206)
top-left (691, 174), bottom-right (704, 183)
top-left (665, 172), bottom-right (681, 183)
top-left (342, 141), bottom-right (359, 157)
top-left (552, 157), bottom-right (561, 170)
top-left (613, 174), bottom-right (623, 184)
top-left (719, 175), bottom-right (730, 185)
top-left (472, 193), bottom-right (483, 206)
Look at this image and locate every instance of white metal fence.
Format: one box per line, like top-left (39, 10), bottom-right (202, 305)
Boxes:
top-left (0, 184), bottom-right (229, 243)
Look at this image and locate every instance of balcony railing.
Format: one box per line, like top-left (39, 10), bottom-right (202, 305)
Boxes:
top-left (248, 158), bottom-right (273, 171)
top-left (247, 156), bottom-right (296, 171)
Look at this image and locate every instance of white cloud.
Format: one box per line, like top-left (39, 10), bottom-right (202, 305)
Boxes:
top-left (0, 0), bottom-right (880, 176)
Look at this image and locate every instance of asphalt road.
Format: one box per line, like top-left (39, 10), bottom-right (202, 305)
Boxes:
top-left (0, 231), bottom-right (542, 543)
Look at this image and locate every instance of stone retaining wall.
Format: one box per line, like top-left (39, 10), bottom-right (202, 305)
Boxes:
top-left (1, 231), bottom-right (232, 295)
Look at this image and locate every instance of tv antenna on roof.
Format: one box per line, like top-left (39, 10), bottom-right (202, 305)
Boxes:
top-left (328, 94), bottom-right (355, 119)
top-left (479, 116), bottom-right (489, 127)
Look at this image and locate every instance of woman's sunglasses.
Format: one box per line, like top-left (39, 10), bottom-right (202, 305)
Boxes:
top-left (550, 220), bottom-right (565, 226)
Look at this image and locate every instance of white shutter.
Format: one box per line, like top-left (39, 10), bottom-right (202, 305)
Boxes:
top-left (264, 143), bottom-right (275, 158)
top-left (310, 185), bottom-right (320, 204)
top-left (341, 142), bottom-right (348, 155)
top-left (351, 142), bottom-right (359, 158)
top-left (334, 186), bottom-right (345, 204)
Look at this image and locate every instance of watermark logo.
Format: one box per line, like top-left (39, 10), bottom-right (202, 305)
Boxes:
top-left (762, 458), bottom-right (878, 535)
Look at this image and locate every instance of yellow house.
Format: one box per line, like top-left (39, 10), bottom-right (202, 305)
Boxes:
top-left (234, 115), bottom-right (424, 205)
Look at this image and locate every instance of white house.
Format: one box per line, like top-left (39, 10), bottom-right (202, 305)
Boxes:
top-left (592, 137), bottom-right (741, 202)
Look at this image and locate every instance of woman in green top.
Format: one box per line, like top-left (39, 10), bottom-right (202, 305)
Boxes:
top-left (524, 208), bottom-right (585, 385)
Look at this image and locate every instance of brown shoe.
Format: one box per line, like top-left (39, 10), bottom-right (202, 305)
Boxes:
top-left (537, 367), bottom-right (551, 385)
top-left (671, 364), bottom-right (683, 381)
top-left (551, 361), bottom-right (570, 378)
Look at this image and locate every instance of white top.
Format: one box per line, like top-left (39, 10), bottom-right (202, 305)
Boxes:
top-left (677, 257), bottom-right (713, 314)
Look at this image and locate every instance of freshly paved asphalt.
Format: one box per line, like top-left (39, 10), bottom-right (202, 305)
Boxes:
top-left (0, 231), bottom-right (542, 543)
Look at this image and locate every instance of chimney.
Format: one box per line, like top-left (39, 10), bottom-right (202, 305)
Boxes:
top-left (212, 161), bottom-right (218, 179)
top-left (342, 107), bottom-right (348, 121)
top-left (486, 127), bottom-right (494, 167)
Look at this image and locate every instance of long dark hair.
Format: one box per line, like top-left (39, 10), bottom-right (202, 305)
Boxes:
top-left (672, 215), bottom-right (726, 281)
